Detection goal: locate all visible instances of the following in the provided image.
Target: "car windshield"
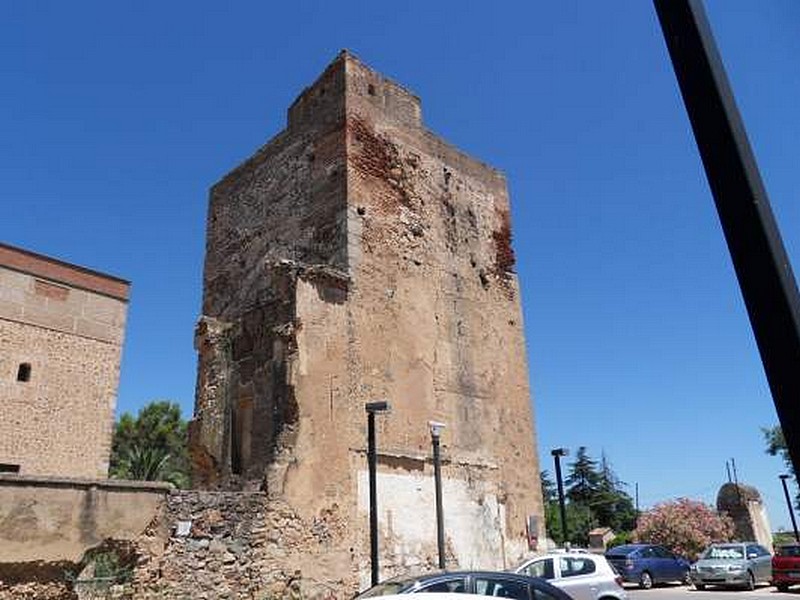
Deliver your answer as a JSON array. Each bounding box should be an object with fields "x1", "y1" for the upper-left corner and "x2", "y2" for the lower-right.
[
  {"x1": 703, "y1": 545, "x2": 744, "y2": 560},
  {"x1": 606, "y1": 545, "x2": 637, "y2": 557},
  {"x1": 777, "y1": 545, "x2": 800, "y2": 557}
]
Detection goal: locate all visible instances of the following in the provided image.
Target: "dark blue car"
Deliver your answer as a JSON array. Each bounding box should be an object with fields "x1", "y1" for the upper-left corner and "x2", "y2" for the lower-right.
[{"x1": 605, "y1": 544, "x2": 691, "y2": 589}]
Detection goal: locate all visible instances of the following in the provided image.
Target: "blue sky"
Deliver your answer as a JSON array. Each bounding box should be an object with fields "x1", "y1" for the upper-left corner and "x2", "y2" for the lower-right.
[{"x1": 2, "y1": 2, "x2": 798, "y2": 531}]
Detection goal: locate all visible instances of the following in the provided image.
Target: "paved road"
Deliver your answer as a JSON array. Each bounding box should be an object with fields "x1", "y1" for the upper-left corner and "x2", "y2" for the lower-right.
[{"x1": 626, "y1": 584, "x2": 799, "y2": 600}]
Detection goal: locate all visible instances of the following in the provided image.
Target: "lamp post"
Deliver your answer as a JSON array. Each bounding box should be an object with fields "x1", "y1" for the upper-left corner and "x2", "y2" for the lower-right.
[
  {"x1": 551, "y1": 448, "x2": 569, "y2": 545},
  {"x1": 366, "y1": 401, "x2": 390, "y2": 585},
  {"x1": 429, "y1": 421, "x2": 446, "y2": 569},
  {"x1": 779, "y1": 474, "x2": 800, "y2": 542}
]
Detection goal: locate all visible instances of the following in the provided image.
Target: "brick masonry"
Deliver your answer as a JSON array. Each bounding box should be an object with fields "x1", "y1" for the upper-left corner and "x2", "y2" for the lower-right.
[
  {"x1": 0, "y1": 243, "x2": 129, "y2": 478},
  {"x1": 190, "y1": 50, "x2": 544, "y2": 587}
]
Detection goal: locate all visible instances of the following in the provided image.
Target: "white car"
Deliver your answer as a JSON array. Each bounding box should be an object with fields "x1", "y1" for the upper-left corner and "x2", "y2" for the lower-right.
[{"x1": 514, "y1": 552, "x2": 627, "y2": 600}]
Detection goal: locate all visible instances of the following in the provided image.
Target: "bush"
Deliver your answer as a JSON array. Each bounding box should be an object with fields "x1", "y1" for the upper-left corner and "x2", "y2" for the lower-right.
[{"x1": 635, "y1": 498, "x2": 734, "y2": 560}]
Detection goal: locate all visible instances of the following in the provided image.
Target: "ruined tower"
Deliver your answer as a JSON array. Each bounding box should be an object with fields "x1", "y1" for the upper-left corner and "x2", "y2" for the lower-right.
[{"x1": 191, "y1": 51, "x2": 543, "y2": 580}]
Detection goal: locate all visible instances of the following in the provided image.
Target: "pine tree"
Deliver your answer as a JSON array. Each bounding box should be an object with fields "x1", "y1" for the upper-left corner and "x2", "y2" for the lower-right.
[{"x1": 565, "y1": 446, "x2": 600, "y2": 505}]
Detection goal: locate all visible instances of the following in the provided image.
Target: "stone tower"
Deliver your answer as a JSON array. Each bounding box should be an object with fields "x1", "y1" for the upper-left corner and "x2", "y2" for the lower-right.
[
  {"x1": 0, "y1": 242, "x2": 129, "y2": 478},
  {"x1": 717, "y1": 483, "x2": 774, "y2": 549},
  {"x1": 191, "y1": 51, "x2": 543, "y2": 580}
]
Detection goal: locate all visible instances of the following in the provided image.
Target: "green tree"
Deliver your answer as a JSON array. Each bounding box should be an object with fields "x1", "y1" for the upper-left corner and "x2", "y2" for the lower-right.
[
  {"x1": 593, "y1": 453, "x2": 637, "y2": 533},
  {"x1": 540, "y1": 469, "x2": 557, "y2": 504},
  {"x1": 763, "y1": 425, "x2": 798, "y2": 506},
  {"x1": 565, "y1": 446, "x2": 600, "y2": 505},
  {"x1": 110, "y1": 400, "x2": 190, "y2": 488},
  {"x1": 764, "y1": 425, "x2": 794, "y2": 474},
  {"x1": 541, "y1": 471, "x2": 594, "y2": 547},
  {"x1": 544, "y1": 447, "x2": 639, "y2": 546},
  {"x1": 541, "y1": 470, "x2": 567, "y2": 545}
]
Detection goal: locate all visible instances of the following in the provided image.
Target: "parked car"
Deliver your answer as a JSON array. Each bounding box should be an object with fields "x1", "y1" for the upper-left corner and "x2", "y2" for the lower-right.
[
  {"x1": 688, "y1": 542, "x2": 771, "y2": 590},
  {"x1": 773, "y1": 543, "x2": 800, "y2": 592},
  {"x1": 513, "y1": 551, "x2": 627, "y2": 600},
  {"x1": 354, "y1": 571, "x2": 573, "y2": 600},
  {"x1": 605, "y1": 544, "x2": 690, "y2": 589}
]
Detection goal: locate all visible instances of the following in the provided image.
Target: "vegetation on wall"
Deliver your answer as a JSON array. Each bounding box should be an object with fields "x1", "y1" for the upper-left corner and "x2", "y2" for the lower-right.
[{"x1": 109, "y1": 400, "x2": 190, "y2": 488}]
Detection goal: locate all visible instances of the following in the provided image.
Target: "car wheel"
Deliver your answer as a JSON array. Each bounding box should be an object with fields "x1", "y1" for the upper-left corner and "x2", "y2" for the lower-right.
[
  {"x1": 639, "y1": 571, "x2": 653, "y2": 590},
  {"x1": 745, "y1": 572, "x2": 755, "y2": 591},
  {"x1": 695, "y1": 584, "x2": 705, "y2": 591},
  {"x1": 777, "y1": 584, "x2": 789, "y2": 592}
]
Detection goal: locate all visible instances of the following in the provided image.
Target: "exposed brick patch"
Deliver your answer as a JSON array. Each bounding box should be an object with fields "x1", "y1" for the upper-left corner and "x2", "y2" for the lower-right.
[
  {"x1": 33, "y1": 279, "x2": 70, "y2": 301},
  {"x1": 347, "y1": 115, "x2": 413, "y2": 210},
  {"x1": 492, "y1": 209, "x2": 516, "y2": 277},
  {"x1": 0, "y1": 242, "x2": 129, "y2": 302}
]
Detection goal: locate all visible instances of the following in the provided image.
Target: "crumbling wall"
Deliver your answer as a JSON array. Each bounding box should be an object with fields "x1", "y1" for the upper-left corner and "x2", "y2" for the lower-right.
[
  {"x1": 0, "y1": 476, "x2": 169, "y2": 600},
  {"x1": 129, "y1": 490, "x2": 355, "y2": 600},
  {"x1": 717, "y1": 483, "x2": 773, "y2": 549},
  {"x1": 343, "y1": 54, "x2": 542, "y2": 570},
  {"x1": 191, "y1": 50, "x2": 544, "y2": 587},
  {"x1": 0, "y1": 484, "x2": 358, "y2": 600},
  {"x1": 191, "y1": 55, "x2": 349, "y2": 490}
]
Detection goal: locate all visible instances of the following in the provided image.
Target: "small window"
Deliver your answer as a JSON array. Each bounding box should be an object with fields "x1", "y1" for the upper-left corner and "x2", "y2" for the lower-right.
[
  {"x1": 525, "y1": 558, "x2": 554, "y2": 580},
  {"x1": 17, "y1": 363, "x2": 31, "y2": 382},
  {"x1": 560, "y1": 557, "x2": 595, "y2": 577},
  {"x1": 474, "y1": 578, "x2": 529, "y2": 600},
  {"x1": 652, "y1": 546, "x2": 670, "y2": 559},
  {"x1": 0, "y1": 463, "x2": 20, "y2": 473},
  {"x1": 420, "y1": 578, "x2": 467, "y2": 593}
]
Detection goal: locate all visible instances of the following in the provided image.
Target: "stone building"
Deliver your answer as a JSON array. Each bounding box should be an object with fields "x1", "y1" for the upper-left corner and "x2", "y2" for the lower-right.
[
  {"x1": 190, "y1": 51, "x2": 543, "y2": 583},
  {"x1": 0, "y1": 242, "x2": 129, "y2": 478},
  {"x1": 717, "y1": 482, "x2": 773, "y2": 549}
]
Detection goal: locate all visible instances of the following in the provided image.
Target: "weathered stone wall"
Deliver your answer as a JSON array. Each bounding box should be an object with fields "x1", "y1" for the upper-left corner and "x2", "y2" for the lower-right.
[
  {"x1": 0, "y1": 244, "x2": 129, "y2": 478},
  {"x1": 342, "y1": 55, "x2": 542, "y2": 575},
  {"x1": 132, "y1": 490, "x2": 353, "y2": 600},
  {"x1": 191, "y1": 50, "x2": 543, "y2": 588},
  {"x1": 0, "y1": 475, "x2": 169, "y2": 600},
  {"x1": 0, "y1": 476, "x2": 168, "y2": 565},
  {"x1": 717, "y1": 482, "x2": 773, "y2": 549}
]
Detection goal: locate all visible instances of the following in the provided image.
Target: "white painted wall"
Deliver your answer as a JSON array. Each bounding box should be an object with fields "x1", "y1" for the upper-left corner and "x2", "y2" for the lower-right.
[{"x1": 357, "y1": 469, "x2": 509, "y2": 575}]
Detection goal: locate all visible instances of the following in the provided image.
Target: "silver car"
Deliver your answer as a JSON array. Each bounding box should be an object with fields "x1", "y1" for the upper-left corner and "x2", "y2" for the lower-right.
[
  {"x1": 514, "y1": 552, "x2": 628, "y2": 600},
  {"x1": 689, "y1": 542, "x2": 772, "y2": 590}
]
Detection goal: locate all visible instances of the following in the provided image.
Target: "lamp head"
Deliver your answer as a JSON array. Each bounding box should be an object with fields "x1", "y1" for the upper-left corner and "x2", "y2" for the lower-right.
[
  {"x1": 365, "y1": 400, "x2": 390, "y2": 413},
  {"x1": 429, "y1": 421, "x2": 446, "y2": 439},
  {"x1": 550, "y1": 447, "x2": 569, "y2": 457}
]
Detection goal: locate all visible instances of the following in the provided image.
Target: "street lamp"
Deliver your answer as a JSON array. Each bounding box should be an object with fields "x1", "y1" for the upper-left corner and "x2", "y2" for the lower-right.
[
  {"x1": 551, "y1": 448, "x2": 569, "y2": 546},
  {"x1": 429, "y1": 421, "x2": 446, "y2": 569},
  {"x1": 779, "y1": 474, "x2": 799, "y2": 542},
  {"x1": 366, "y1": 401, "x2": 390, "y2": 585}
]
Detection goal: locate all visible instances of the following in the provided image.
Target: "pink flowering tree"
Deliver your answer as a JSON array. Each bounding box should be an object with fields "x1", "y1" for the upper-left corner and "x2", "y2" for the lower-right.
[{"x1": 635, "y1": 498, "x2": 734, "y2": 560}]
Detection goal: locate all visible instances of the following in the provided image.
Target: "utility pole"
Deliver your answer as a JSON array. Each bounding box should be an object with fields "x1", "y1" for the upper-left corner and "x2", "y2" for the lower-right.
[
  {"x1": 551, "y1": 448, "x2": 569, "y2": 545},
  {"x1": 365, "y1": 401, "x2": 390, "y2": 586},
  {"x1": 429, "y1": 421, "x2": 447, "y2": 569}
]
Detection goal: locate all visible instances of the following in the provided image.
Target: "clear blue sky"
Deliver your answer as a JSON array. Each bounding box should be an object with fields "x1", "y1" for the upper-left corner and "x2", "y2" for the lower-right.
[{"x1": 3, "y1": 2, "x2": 798, "y2": 531}]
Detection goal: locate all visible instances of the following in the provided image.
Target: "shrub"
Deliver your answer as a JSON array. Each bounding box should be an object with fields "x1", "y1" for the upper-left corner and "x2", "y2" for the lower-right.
[{"x1": 635, "y1": 497, "x2": 734, "y2": 560}]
